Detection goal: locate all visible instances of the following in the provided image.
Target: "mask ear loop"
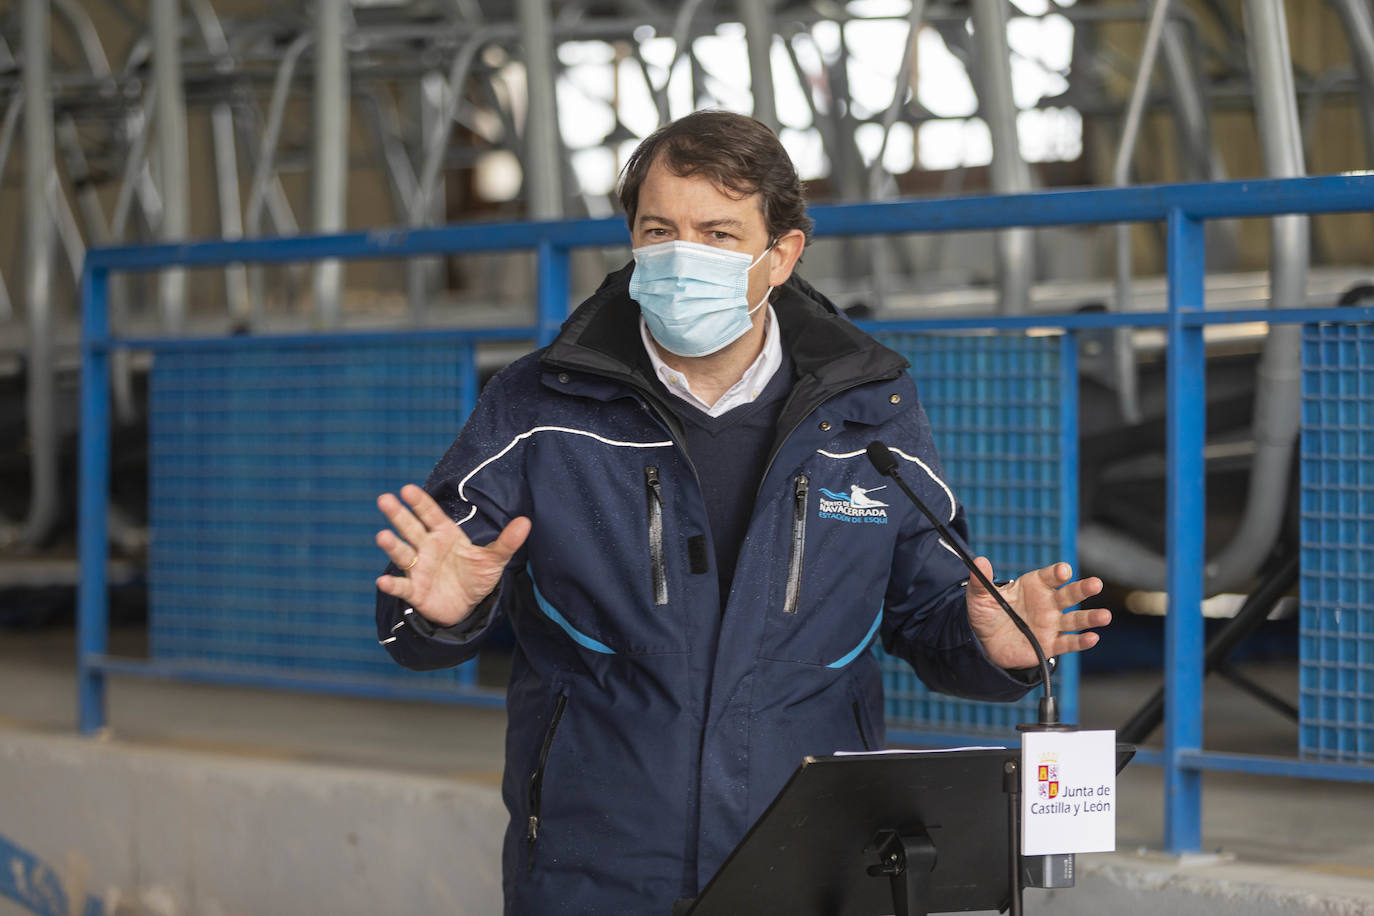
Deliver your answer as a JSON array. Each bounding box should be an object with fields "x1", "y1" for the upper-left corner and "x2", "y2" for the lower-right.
[
  {"x1": 748, "y1": 288, "x2": 772, "y2": 315},
  {"x1": 747, "y1": 238, "x2": 778, "y2": 314}
]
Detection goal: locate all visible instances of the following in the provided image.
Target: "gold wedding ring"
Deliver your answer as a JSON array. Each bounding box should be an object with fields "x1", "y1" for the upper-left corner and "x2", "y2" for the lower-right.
[{"x1": 402, "y1": 555, "x2": 419, "y2": 572}]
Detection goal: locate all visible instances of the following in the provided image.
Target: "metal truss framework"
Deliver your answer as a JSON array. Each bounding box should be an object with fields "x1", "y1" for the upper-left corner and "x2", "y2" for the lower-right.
[
  {"x1": 3, "y1": 1, "x2": 1373, "y2": 319},
  {"x1": 2, "y1": 1, "x2": 1373, "y2": 607}
]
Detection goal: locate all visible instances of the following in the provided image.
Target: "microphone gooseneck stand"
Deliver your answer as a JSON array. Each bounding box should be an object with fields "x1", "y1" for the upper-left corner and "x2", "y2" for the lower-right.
[{"x1": 866, "y1": 441, "x2": 1079, "y2": 916}]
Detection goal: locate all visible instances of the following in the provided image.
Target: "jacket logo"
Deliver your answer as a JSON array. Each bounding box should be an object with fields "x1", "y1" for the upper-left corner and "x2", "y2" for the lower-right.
[{"x1": 817, "y1": 484, "x2": 890, "y2": 524}]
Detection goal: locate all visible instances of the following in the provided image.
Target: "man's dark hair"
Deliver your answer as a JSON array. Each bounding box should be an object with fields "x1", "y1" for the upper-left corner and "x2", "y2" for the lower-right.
[{"x1": 617, "y1": 110, "x2": 814, "y2": 245}]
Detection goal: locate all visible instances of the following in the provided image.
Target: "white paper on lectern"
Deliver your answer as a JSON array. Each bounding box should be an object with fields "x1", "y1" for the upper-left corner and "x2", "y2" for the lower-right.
[
  {"x1": 1020, "y1": 730, "x2": 1117, "y2": 855},
  {"x1": 832, "y1": 746, "x2": 1005, "y2": 756}
]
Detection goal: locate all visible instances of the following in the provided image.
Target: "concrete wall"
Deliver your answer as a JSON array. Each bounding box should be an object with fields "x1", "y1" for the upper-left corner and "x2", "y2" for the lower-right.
[
  {"x1": 0, "y1": 730, "x2": 505, "y2": 916},
  {"x1": 1030, "y1": 853, "x2": 1374, "y2": 916},
  {"x1": 4, "y1": 728, "x2": 1372, "y2": 916}
]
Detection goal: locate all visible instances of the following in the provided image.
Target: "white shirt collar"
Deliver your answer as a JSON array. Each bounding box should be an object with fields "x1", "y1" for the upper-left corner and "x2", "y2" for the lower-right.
[{"x1": 640, "y1": 305, "x2": 783, "y2": 418}]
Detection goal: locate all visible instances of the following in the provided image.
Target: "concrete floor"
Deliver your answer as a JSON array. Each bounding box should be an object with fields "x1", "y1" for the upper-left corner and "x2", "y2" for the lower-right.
[{"x1": 2, "y1": 623, "x2": 1373, "y2": 911}]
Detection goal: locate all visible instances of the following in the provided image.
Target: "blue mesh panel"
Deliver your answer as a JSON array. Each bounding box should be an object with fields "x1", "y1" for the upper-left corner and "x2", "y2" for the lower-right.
[
  {"x1": 148, "y1": 341, "x2": 479, "y2": 688},
  {"x1": 874, "y1": 333, "x2": 1068, "y2": 737},
  {"x1": 1300, "y1": 323, "x2": 1374, "y2": 764}
]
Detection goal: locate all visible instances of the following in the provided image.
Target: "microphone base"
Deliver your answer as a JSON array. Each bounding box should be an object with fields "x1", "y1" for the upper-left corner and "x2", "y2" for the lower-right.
[
  {"x1": 1022, "y1": 853, "x2": 1076, "y2": 889},
  {"x1": 1016, "y1": 696, "x2": 1076, "y2": 732}
]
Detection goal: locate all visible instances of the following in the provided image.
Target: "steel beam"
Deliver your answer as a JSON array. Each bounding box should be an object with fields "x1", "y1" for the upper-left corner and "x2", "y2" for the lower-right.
[
  {"x1": 152, "y1": 0, "x2": 189, "y2": 331},
  {"x1": 0, "y1": 95, "x2": 21, "y2": 320},
  {"x1": 407, "y1": 72, "x2": 448, "y2": 318},
  {"x1": 1110, "y1": 0, "x2": 1172, "y2": 425},
  {"x1": 21, "y1": 0, "x2": 59, "y2": 548},
  {"x1": 51, "y1": 0, "x2": 112, "y2": 79},
  {"x1": 1196, "y1": 0, "x2": 1308, "y2": 590},
  {"x1": 408, "y1": 26, "x2": 516, "y2": 316},
  {"x1": 969, "y1": 0, "x2": 1034, "y2": 315},
  {"x1": 1326, "y1": 0, "x2": 1374, "y2": 166},
  {"x1": 517, "y1": 0, "x2": 564, "y2": 220},
  {"x1": 865, "y1": 0, "x2": 928, "y2": 311},
  {"x1": 312, "y1": 0, "x2": 350, "y2": 327},
  {"x1": 360, "y1": 89, "x2": 419, "y2": 225},
  {"x1": 246, "y1": 32, "x2": 312, "y2": 238},
  {"x1": 188, "y1": 0, "x2": 251, "y2": 324},
  {"x1": 1161, "y1": 19, "x2": 1212, "y2": 182},
  {"x1": 740, "y1": 0, "x2": 777, "y2": 128},
  {"x1": 1077, "y1": 1, "x2": 1312, "y2": 597},
  {"x1": 868, "y1": 0, "x2": 927, "y2": 199},
  {"x1": 1162, "y1": 17, "x2": 1240, "y2": 269}
]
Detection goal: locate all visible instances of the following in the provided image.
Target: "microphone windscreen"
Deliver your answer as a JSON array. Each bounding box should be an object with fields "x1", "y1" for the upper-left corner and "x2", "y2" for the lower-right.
[{"x1": 866, "y1": 441, "x2": 900, "y2": 477}]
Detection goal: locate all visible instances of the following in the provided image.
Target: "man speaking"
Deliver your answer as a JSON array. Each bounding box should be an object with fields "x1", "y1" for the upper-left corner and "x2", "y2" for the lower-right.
[{"x1": 374, "y1": 110, "x2": 1111, "y2": 914}]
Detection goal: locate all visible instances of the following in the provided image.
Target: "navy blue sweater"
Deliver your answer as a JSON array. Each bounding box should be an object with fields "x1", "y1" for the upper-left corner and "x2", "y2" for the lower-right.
[{"x1": 663, "y1": 350, "x2": 795, "y2": 603}]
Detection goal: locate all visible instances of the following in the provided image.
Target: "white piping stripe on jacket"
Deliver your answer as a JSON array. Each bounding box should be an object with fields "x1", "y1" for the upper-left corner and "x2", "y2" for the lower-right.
[
  {"x1": 378, "y1": 611, "x2": 412, "y2": 644},
  {"x1": 817, "y1": 447, "x2": 957, "y2": 521},
  {"x1": 379, "y1": 613, "x2": 413, "y2": 645},
  {"x1": 817, "y1": 446, "x2": 960, "y2": 557},
  {"x1": 452, "y1": 426, "x2": 675, "y2": 525}
]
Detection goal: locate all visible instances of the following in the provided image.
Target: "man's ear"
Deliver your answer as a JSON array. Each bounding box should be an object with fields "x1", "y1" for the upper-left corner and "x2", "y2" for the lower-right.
[{"x1": 765, "y1": 228, "x2": 808, "y2": 287}]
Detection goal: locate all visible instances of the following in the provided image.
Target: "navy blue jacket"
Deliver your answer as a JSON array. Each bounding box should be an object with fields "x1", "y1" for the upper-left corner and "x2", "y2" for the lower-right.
[{"x1": 377, "y1": 266, "x2": 1035, "y2": 914}]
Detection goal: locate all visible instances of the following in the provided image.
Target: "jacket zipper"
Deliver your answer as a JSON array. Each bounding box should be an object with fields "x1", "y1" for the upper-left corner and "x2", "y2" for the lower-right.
[
  {"x1": 783, "y1": 475, "x2": 809, "y2": 615},
  {"x1": 526, "y1": 692, "x2": 568, "y2": 869},
  {"x1": 852, "y1": 701, "x2": 874, "y2": 752},
  {"x1": 645, "y1": 466, "x2": 668, "y2": 606}
]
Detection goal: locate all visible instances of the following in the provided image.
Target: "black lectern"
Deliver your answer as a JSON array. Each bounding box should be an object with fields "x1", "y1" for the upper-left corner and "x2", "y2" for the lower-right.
[
  {"x1": 685, "y1": 744, "x2": 1133, "y2": 916},
  {"x1": 685, "y1": 749, "x2": 1018, "y2": 916}
]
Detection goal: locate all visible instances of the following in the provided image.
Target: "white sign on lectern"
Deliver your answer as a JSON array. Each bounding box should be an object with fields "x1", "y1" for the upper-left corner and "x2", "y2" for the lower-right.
[{"x1": 1020, "y1": 729, "x2": 1117, "y2": 856}]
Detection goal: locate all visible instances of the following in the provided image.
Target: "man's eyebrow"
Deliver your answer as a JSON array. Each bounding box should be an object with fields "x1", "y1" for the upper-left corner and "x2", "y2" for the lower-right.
[{"x1": 635, "y1": 214, "x2": 747, "y2": 232}]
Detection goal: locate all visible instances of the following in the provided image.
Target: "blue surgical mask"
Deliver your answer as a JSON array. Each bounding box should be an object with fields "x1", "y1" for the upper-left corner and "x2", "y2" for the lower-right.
[{"x1": 628, "y1": 240, "x2": 773, "y2": 358}]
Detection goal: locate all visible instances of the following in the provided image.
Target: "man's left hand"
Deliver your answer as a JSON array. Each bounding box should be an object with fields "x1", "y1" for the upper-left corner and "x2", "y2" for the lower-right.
[{"x1": 966, "y1": 558, "x2": 1111, "y2": 671}]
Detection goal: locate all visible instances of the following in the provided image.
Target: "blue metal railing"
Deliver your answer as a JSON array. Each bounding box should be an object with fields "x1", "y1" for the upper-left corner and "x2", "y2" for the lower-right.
[
  {"x1": 881, "y1": 332, "x2": 1080, "y2": 742},
  {"x1": 80, "y1": 174, "x2": 1374, "y2": 856}
]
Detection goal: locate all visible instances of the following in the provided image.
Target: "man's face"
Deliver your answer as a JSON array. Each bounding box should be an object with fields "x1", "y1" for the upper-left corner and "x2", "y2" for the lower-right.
[{"x1": 631, "y1": 158, "x2": 782, "y2": 315}]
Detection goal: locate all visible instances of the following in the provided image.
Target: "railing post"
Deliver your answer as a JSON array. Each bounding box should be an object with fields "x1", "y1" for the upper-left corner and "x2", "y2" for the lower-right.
[
  {"x1": 536, "y1": 239, "x2": 570, "y2": 347},
  {"x1": 1164, "y1": 206, "x2": 1206, "y2": 853},
  {"x1": 78, "y1": 264, "x2": 112, "y2": 735}
]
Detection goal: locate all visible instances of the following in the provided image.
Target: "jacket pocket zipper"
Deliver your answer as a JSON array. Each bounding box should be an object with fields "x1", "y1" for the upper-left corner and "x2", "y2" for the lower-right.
[
  {"x1": 783, "y1": 475, "x2": 809, "y2": 615},
  {"x1": 852, "y1": 701, "x2": 874, "y2": 752},
  {"x1": 526, "y1": 692, "x2": 568, "y2": 870},
  {"x1": 645, "y1": 466, "x2": 668, "y2": 606}
]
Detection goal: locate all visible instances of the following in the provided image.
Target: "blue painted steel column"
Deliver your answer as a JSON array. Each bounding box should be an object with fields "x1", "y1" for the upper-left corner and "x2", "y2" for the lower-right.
[
  {"x1": 1058, "y1": 332, "x2": 1081, "y2": 725},
  {"x1": 536, "y1": 240, "x2": 570, "y2": 347},
  {"x1": 1163, "y1": 207, "x2": 1206, "y2": 852},
  {"x1": 77, "y1": 265, "x2": 111, "y2": 735}
]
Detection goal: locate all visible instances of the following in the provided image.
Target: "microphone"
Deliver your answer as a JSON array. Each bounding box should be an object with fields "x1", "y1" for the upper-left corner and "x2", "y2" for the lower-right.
[{"x1": 865, "y1": 440, "x2": 1060, "y2": 728}]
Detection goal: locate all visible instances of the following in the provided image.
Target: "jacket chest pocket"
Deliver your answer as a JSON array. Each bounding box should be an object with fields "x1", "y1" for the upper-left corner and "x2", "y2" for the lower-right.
[
  {"x1": 522, "y1": 462, "x2": 690, "y2": 655},
  {"x1": 645, "y1": 466, "x2": 668, "y2": 606},
  {"x1": 758, "y1": 485, "x2": 893, "y2": 667},
  {"x1": 783, "y1": 475, "x2": 809, "y2": 615}
]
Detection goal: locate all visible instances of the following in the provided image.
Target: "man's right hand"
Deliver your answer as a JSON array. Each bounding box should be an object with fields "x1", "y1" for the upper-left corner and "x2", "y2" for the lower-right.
[{"x1": 375, "y1": 483, "x2": 531, "y2": 627}]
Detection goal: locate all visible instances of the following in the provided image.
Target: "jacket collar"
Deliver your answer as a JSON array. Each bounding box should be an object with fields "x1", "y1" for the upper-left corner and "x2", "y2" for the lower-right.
[{"x1": 540, "y1": 263, "x2": 911, "y2": 407}]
